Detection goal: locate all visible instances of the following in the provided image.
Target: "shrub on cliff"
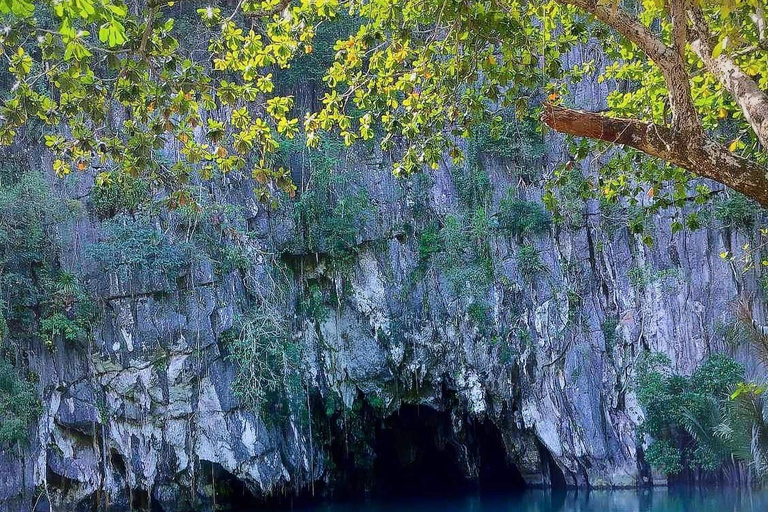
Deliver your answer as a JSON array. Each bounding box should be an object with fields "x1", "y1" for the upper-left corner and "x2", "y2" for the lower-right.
[
  {"x1": 0, "y1": 357, "x2": 41, "y2": 446},
  {"x1": 635, "y1": 352, "x2": 745, "y2": 476},
  {"x1": 496, "y1": 195, "x2": 551, "y2": 239}
]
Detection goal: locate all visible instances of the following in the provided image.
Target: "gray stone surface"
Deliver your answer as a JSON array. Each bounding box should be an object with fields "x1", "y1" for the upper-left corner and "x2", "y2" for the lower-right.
[{"x1": 0, "y1": 52, "x2": 765, "y2": 512}]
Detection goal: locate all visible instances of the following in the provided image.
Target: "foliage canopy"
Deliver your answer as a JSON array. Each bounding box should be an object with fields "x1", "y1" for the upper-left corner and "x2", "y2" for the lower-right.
[{"x1": 0, "y1": 0, "x2": 766, "y2": 211}]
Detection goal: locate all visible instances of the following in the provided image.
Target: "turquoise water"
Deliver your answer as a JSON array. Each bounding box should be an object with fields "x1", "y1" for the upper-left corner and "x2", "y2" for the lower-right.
[{"x1": 270, "y1": 488, "x2": 768, "y2": 512}]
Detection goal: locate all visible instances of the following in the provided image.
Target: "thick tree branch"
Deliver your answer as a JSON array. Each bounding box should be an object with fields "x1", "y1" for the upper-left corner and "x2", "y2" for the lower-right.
[
  {"x1": 541, "y1": 104, "x2": 768, "y2": 206},
  {"x1": 556, "y1": 0, "x2": 670, "y2": 62},
  {"x1": 670, "y1": 0, "x2": 688, "y2": 64},
  {"x1": 555, "y1": 0, "x2": 701, "y2": 134},
  {"x1": 689, "y1": 6, "x2": 768, "y2": 150}
]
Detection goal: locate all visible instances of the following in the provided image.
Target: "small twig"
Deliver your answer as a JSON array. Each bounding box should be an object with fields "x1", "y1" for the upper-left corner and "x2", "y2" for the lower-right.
[{"x1": 139, "y1": 7, "x2": 157, "y2": 57}]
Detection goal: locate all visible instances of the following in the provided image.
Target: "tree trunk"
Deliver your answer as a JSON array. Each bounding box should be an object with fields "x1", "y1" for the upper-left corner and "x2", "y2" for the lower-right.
[
  {"x1": 541, "y1": 104, "x2": 768, "y2": 206},
  {"x1": 689, "y1": 8, "x2": 768, "y2": 150}
]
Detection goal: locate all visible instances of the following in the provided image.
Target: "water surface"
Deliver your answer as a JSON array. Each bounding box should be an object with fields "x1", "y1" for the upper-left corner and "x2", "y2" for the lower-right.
[{"x1": 266, "y1": 488, "x2": 768, "y2": 512}]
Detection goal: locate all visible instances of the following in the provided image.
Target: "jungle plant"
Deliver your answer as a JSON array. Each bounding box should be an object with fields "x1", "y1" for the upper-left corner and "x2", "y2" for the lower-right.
[
  {"x1": 0, "y1": 167, "x2": 76, "y2": 335},
  {"x1": 601, "y1": 315, "x2": 619, "y2": 354},
  {"x1": 224, "y1": 308, "x2": 304, "y2": 422},
  {"x1": 634, "y1": 351, "x2": 745, "y2": 476},
  {"x1": 715, "y1": 382, "x2": 768, "y2": 478},
  {"x1": 87, "y1": 215, "x2": 193, "y2": 278},
  {"x1": 417, "y1": 222, "x2": 442, "y2": 262},
  {"x1": 290, "y1": 137, "x2": 375, "y2": 262},
  {"x1": 37, "y1": 271, "x2": 98, "y2": 349},
  {"x1": 91, "y1": 173, "x2": 150, "y2": 219},
  {"x1": 517, "y1": 244, "x2": 546, "y2": 282},
  {"x1": 0, "y1": 357, "x2": 41, "y2": 446},
  {"x1": 543, "y1": 167, "x2": 589, "y2": 229},
  {"x1": 438, "y1": 214, "x2": 494, "y2": 297},
  {"x1": 627, "y1": 265, "x2": 681, "y2": 290},
  {"x1": 496, "y1": 194, "x2": 551, "y2": 239},
  {"x1": 712, "y1": 193, "x2": 759, "y2": 230}
]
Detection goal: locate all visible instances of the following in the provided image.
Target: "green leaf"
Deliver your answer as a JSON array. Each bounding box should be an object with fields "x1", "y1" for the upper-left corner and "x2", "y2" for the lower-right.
[
  {"x1": 712, "y1": 40, "x2": 723, "y2": 58},
  {"x1": 0, "y1": 0, "x2": 33, "y2": 16}
]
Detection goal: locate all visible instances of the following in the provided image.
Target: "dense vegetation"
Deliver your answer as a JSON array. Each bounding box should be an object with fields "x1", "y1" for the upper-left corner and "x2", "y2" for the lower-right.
[
  {"x1": 0, "y1": 165, "x2": 76, "y2": 445},
  {"x1": 0, "y1": 0, "x2": 767, "y2": 496},
  {"x1": 0, "y1": 0, "x2": 766, "y2": 217},
  {"x1": 0, "y1": 357, "x2": 41, "y2": 445},
  {"x1": 635, "y1": 351, "x2": 768, "y2": 479}
]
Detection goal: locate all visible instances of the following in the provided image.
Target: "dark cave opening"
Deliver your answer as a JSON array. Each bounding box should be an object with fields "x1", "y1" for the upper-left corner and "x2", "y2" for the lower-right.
[
  {"x1": 372, "y1": 405, "x2": 467, "y2": 496},
  {"x1": 202, "y1": 400, "x2": 530, "y2": 510},
  {"x1": 369, "y1": 405, "x2": 527, "y2": 498},
  {"x1": 537, "y1": 441, "x2": 567, "y2": 489},
  {"x1": 474, "y1": 419, "x2": 527, "y2": 492},
  {"x1": 198, "y1": 461, "x2": 263, "y2": 512}
]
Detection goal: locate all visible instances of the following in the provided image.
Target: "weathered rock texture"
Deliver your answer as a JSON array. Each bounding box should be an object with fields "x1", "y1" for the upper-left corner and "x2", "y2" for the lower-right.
[{"x1": 1, "y1": 46, "x2": 766, "y2": 512}]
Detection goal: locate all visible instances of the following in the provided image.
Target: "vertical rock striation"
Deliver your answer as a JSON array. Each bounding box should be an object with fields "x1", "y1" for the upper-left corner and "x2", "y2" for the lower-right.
[{"x1": 0, "y1": 45, "x2": 765, "y2": 512}]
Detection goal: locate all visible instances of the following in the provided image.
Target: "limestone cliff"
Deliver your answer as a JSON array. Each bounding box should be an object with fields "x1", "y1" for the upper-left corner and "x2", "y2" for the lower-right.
[{"x1": 0, "y1": 45, "x2": 766, "y2": 512}]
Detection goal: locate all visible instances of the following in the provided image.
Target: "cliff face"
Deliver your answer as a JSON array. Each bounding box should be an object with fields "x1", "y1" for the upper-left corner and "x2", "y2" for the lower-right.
[{"x1": 0, "y1": 50, "x2": 766, "y2": 512}]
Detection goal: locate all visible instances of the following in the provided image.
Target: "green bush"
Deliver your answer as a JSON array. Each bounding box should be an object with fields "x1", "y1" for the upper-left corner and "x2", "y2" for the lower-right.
[
  {"x1": 634, "y1": 351, "x2": 744, "y2": 476},
  {"x1": 601, "y1": 315, "x2": 619, "y2": 353},
  {"x1": 627, "y1": 265, "x2": 680, "y2": 289},
  {"x1": 517, "y1": 244, "x2": 546, "y2": 282},
  {"x1": 290, "y1": 137, "x2": 376, "y2": 262},
  {"x1": 690, "y1": 354, "x2": 745, "y2": 397},
  {"x1": 224, "y1": 309, "x2": 304, "y2": 423},
  {"x1": 543, "y1": 168, "x2": 588, "y2": 228},
  {"x1": 0, "y1": 358, "x2": 41, "y2": 446},
  {"x1": 452, "y1": 164, "x2": 492, "y2": 208},
  {"x1": 467, "y1": 302, "x2": 489, "y2": 325},
  {"x1": 39, "y1": 313, "x2": 86, "y2": 344},
  {"x1": 91, "y1": 175, "x2": 149, "y2": 219},
  {"x1": 712, "y1": 193, "x2": 758, "y2": 230},
  {"x1": 644, "y1": 439, "x2": 683, "y2": 475},
  {"x1": 496, "y1": 194, "x2": 551, "y2": 238},
  {"x1": 171, "y1": 199, "x2": 253, "y2": 275},
  {"x1": 300, "y1": 283, "x2": 329, "y2": 322},
  {"x1": 88, "y1": 215, "x2": 193, "y2": 277},
  {"x1": 438, "y1": 215, "x2": 494, "y2": 295},
  {"x1": 36, "y1": 272, "x2": 98, "y2": 349},
  {"x1": 418, "y1": 222, "x2": 442, "y2": 261},
  {"x1": 440, "y1": 215, "x2": 469, "y2": 260},
  {"x1": 0, "y1": 169, "x2": 77, "y2": 334}
]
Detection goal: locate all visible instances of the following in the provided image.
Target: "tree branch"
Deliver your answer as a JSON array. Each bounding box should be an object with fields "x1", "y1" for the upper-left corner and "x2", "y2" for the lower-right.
[
  {"x1": 243, "y1": 0, "x2": 293, "y2": 17},
  {"x1": 541, "y1": 104, "x2": 768, "y2": 206},
  {"x1": 688, "y1": 6, "x2": 768, "y2": 150},
  {"x1": 555, "y1": 0, "x2": 701, "y2": 134},
  {"x1": 139, "y1": 7, "x2": 156, "y2": 57},
  {"x1": 556, "y1": 0, "x2": 670, "y2": 62}
]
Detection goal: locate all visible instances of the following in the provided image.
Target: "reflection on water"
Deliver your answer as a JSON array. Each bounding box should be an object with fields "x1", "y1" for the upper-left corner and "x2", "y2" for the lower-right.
[{"x1": 266, "y1": 488, "x2": 768, "y2": 512}]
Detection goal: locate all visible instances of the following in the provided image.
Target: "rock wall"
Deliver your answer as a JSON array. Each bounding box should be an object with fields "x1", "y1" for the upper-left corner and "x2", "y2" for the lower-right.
[{"x1": 1, "y1": 44, "x2": 766, "y2": 512}]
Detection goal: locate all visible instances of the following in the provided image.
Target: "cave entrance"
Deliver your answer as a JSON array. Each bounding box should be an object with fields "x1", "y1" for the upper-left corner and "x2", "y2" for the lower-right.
[
  {"x1": 372, "y1": 405, "x2": 466, "y2": 496},
  {"x1": 370, "y1": 405, "x2": 526, "y2": 497},
  {"x1": 197, "y1": 461, "x2": 267, "y2": 512},
  {"x1": 474, "y1": 419, "x2": 527, "y2": 492}
]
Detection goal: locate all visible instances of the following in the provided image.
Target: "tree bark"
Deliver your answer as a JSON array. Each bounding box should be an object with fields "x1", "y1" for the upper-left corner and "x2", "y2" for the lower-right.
[
  {"x1": 556, "y1": 0, "x2": 701, "y2": 134},
  {"x1": 689, "y1": 7, "x2": 768, "y2": 150},
  {"x1": 541, "y1": 104, "x2": 768, "y2": 206}
]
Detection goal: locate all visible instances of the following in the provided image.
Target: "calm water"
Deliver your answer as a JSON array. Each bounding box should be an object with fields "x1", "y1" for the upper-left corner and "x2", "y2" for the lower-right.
[{"x1": 265, "y1": 488, "x2": 768, "y2": 512}]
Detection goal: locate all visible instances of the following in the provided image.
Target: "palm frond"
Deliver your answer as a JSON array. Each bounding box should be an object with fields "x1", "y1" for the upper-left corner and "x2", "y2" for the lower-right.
[{"x1": 735, "y1": 297, "x2": 768, "y2": 366}]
